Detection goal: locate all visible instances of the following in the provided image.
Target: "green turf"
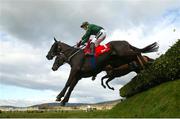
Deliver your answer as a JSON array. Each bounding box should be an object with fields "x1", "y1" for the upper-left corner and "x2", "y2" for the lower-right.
[
  {"x1": 0, "y1": 79, "x2": 179, "y2": 118},
  {"x1": 109, "y1": 79, "x2": 180, "y2": 118}
]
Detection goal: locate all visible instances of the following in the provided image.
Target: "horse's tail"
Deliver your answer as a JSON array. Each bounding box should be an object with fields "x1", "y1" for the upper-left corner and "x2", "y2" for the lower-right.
[{"x1": 130, "y1": 42, "x2": 159, "y2": 53}]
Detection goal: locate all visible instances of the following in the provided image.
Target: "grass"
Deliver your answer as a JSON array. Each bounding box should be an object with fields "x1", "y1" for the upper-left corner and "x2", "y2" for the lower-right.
[
  {"x1": 0, "y1": 110, "x2": 109, "y2": 118},
  {"x1": 0, "y1": 79, "x2": 179, "y2": 118},
  {"x1": 109, "y1": 79, "x2": 180, "y2": 118}
]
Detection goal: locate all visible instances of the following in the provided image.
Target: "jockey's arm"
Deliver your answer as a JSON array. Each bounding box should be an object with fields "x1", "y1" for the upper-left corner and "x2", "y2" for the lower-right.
[{"x1": 81, "y1": 29, "x2": 91, "y2": 45}]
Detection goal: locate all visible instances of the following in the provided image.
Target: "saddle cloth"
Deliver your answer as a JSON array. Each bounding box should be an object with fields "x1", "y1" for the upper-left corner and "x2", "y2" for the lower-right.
[{"x1": 84, "y1": 43, "x2": 111, "y2": 57}]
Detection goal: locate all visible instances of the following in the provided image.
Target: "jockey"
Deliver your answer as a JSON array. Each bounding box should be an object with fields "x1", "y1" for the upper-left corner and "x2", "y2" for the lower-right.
[{"x1": 77, "y1": 21, "x2": 106, "y2": 56}]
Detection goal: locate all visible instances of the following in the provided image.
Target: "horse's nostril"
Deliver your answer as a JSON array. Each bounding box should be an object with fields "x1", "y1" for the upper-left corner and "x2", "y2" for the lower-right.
[
  {"x1": 46, "y1": 55, "x2": 53, "y2": 60},
  {"x1": 52, "y1": 67, "x2": 57, "y2": 71},
  {"x1": 52, "y1": 67, "x2": 55, "y2": 71}
]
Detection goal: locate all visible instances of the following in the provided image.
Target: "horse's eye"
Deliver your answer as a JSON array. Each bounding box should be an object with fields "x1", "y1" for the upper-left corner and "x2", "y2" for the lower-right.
[{"x1": 58, "y1": 46, "x2": 61, "y2": 49}]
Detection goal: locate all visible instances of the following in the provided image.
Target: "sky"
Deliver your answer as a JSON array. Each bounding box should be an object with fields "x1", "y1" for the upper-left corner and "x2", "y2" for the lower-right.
[{"x1": 0, "y1": 0, "x2": 180, "y2": 107}]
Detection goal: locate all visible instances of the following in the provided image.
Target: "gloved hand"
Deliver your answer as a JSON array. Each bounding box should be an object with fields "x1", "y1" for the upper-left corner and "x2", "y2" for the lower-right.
[{"x1": 77, "y1": 40, "x2": 82, "y2": 47}]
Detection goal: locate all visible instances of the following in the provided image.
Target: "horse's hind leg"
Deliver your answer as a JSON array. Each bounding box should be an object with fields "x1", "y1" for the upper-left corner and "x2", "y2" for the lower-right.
[
  {"x1": 111, "y1": 42, "x2": 146, "y2": 69},
  {"x1": 106, "y1": 77, "x2": 115, "y2": 90},
  {"x1": 101, "y1": 75, "x2": 108, "y2": 88},
  {"x1": 136, "y1": 55, "x2": 145, "y2": 69},
  {"x1": 124, "y1": 50, "x2": 146, "y2": 69}
]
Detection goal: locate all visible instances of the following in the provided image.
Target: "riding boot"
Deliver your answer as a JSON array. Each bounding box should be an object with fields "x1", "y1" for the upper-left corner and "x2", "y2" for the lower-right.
[
  {"x1": 86, "y1": 43, "x2": 95, "y2": 56},
  {"x1": 91, "y1": 43, "x2": 95, "y2": 56}
]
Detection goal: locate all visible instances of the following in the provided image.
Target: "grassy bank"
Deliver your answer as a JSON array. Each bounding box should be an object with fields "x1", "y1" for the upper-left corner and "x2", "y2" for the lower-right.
[{"x1": 109, "y1": 79, "x2": 180, "y2": 118}]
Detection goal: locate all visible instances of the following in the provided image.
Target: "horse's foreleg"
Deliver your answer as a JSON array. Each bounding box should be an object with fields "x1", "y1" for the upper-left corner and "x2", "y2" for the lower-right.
[
  {"x1": 56, "y1": 85, "x2": 69, "y2": 101},
  {"x1": 106, "y1": 77, "x2": 115, "y2": 90},
  {"x1": 61, "y1": 78, "x2": 79, "y2": 106},
  {"x1": 56, "y1": 69, "x2": 77, "y2": 101}
]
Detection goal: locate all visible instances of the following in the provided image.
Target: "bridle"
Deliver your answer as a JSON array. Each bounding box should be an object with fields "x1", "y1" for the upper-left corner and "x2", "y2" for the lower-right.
[{"x1": 56, "y1": 43, "x2": 85, "y2": 62}]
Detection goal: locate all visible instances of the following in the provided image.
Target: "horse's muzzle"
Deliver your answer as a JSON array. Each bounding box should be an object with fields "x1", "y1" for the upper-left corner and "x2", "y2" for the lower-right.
[
  {"x1": 52, "y1": 66, "x2": 58, "y2": 71},
  {"x1": 46, "y1": 55, "x2": 53, "y2": 60}
]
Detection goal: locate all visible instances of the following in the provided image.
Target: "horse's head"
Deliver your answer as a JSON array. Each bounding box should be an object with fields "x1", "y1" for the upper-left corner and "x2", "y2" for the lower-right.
[
  {"x1": 52, "y1": 53, "x2": 66, "y2": 71},
  {"x1": 46, "y1": 37, "x2": 62, "y2": 60}
]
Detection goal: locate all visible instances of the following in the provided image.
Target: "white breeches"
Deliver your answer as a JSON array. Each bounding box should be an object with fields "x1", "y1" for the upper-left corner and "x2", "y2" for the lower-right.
[{"x1": 92, "y1": 29, "x2": 106, "y2": 47}]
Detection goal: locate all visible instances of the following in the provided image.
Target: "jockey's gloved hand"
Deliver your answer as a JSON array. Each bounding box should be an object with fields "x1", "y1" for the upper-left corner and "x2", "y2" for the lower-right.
[{"x1": 77, "y1": 40, "x2": 82, "y2": 47}]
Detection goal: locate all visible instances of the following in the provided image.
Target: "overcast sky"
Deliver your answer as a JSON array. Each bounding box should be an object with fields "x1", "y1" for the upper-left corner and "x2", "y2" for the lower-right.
[{"x1": 0, "y1": 0, "x2": 180, "y2": 107}]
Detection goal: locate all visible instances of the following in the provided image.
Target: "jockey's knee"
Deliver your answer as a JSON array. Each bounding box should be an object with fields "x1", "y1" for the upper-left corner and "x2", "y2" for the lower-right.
[{"x1": 90, "y1": 42, "x2": 95, "y2": 47}]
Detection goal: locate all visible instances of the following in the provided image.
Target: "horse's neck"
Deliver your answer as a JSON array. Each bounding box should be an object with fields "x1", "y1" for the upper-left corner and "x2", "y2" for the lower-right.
[
  {"x1": 61, "y1": 42, "x2": 79, "y2": 58},
  {"x1": 61, "y1": 43, "x2": 72, "y2": 50}
]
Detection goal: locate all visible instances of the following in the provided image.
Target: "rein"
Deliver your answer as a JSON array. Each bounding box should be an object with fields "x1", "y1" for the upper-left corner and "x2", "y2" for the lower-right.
[
  {"x1": 67, "y1": 48, "x2": 83, "y2": 62},
  {"x1": 58, "y1": 44, "x2": 85, "y2": 62}
]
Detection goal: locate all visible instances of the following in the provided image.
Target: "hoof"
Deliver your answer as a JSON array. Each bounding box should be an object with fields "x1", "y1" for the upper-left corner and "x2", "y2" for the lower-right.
[
  {"x1": 92, "y1": 77, "x2": 95, "y2": 81},
  {"x1": 56, "y1": 98, "x2": 61, "y2": 102}
]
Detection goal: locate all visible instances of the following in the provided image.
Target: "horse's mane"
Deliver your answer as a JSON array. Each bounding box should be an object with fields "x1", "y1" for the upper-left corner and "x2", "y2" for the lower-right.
[{"x1": 60, "y1": 41, "x2": 81, "y2": 51}]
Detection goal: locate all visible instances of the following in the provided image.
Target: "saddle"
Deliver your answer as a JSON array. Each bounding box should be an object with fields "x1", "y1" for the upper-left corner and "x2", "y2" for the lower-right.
[{"x1": 83, "y1": 40, "x2": 111, "y2": 57}]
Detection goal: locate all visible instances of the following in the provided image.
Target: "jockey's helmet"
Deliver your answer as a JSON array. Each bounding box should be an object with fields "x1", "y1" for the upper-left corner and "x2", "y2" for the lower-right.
[{"x1": 80, "y1": 21, "x2": 89, "y2": 28}]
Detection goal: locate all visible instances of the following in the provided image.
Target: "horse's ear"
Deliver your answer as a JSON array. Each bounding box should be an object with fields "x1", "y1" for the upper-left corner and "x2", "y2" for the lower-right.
[{"x1": 54, "y1": 37, "x2": 58, "y2": 42}]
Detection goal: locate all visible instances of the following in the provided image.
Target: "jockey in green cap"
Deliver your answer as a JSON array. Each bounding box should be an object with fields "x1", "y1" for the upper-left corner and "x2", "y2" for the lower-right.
[{"x1": 77, "y1": 21, "x2": 106, "y2": 56}]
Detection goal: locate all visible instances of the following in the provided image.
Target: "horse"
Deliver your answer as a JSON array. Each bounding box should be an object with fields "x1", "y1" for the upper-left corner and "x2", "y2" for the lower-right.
[
  {"x1": 52, "y1": 54, "x2": 154, "y2": 90},
  {"x1": 99, "y1": 56, "x2": 154, "y2": 90},
  {"x1": 46, "y1": 37, "x2": 158, "y2": 105}
]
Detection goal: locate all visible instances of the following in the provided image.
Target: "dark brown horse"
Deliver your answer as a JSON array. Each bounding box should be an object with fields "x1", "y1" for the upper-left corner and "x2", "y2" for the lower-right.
[
  {"x1": 99, "y1": 56, "x2": 154, "y2": 90},
  {"x1": 46, "y1": 37, "x2": 158, "y2": 105},
  {"x1": 52, "y1": 54, "x2": 154, "y2": 90}
]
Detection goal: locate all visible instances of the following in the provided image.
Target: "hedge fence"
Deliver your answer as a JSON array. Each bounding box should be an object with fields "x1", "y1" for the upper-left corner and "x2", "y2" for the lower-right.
[{"x1": 120, "y1": 39, "x2": 180, "y2": 97}]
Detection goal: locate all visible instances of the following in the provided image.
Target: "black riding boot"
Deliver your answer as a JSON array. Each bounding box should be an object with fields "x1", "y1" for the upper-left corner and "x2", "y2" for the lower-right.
[
  {"x1": 90, "y1": 43, "x2": 95, "y2": 56},
  {"x1": 86, "y1": 43, "x2": 95, "y2": 56}
]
